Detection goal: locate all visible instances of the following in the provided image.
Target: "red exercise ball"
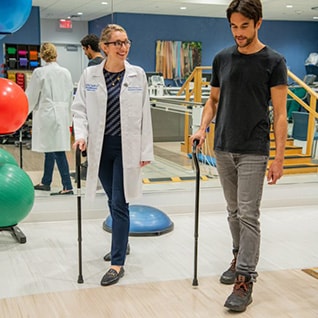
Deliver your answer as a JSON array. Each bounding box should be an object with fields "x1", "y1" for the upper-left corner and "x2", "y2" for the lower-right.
[{"x1": 0, "y1": 78, "x2": 28, "y2": 135}]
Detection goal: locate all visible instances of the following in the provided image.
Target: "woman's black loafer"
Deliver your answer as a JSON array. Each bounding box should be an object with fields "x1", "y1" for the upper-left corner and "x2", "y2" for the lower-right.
[{"x1": 100, "y1": 267, "x2": 125, "y2": 286}]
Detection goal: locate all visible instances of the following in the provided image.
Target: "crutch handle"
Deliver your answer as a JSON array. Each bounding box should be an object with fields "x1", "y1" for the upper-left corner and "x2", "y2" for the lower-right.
[
  {"x1": 76, "y1": 147, "x2": 87, "y2": 165},
  {"x1": 192, "y1": 139, "x2": 200, "y2": 174},
  {"x1": 192, "y1": 139, "x2": 200, "y2": 153},
  {"x1": 76, "y1": 146, "x2": 81, "y2": 168}
]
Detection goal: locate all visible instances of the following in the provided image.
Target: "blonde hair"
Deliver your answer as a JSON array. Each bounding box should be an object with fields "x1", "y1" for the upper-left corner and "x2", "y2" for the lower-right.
[
  {"x1": 40, "y1": 42, "x2": 57, "y2": 62},
  {"x1": 100, "y1": 24, "x2": 127, "y2": 44}
]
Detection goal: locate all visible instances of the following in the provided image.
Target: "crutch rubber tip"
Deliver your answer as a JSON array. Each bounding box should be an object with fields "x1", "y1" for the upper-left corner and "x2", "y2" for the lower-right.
[{"x1": 77, "y1": 276, "x2": 84, "y2": 284}]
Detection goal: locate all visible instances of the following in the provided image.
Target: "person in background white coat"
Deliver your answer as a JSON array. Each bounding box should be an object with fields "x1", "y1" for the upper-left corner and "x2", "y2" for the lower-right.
[
  {"x1": 26, "y1": 42, "x2": 74, "y2": 195},
  {"x1": 72, "y1": 24, "x2": 154, "y2": 286}
]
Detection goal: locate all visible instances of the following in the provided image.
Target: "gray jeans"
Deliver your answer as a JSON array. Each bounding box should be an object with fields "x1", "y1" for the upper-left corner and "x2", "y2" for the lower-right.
[{"x1": 215, "y1": 150, "x2": 268, "y2": 280}]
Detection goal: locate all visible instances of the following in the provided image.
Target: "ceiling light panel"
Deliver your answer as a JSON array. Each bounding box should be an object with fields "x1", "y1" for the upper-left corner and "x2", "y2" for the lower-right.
[{"x1": 181, "y1": 0, "x2": 228, "y2": 4}]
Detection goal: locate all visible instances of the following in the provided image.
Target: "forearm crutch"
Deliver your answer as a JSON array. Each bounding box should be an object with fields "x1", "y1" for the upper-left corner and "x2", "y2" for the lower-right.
[
  {"x1": 76, "y1": 146, "x2": 86, "y2": 284},
  {"x1": 192, "y1": 139, "x2": 200, "y2": 287}
]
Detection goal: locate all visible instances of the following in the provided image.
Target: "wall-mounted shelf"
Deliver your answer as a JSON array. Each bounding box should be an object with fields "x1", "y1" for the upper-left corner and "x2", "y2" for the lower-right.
[
  {"x1": 5, "y1": 44, "x2": 41, "y2": 71},
  {"x1": 4, "y1": 43, "x2": 41, "y2": 90}
]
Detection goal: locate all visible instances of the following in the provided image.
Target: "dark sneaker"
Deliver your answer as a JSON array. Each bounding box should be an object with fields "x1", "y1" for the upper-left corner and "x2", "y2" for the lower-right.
[
  {"x1": 220, "y1": 255, "x2": 237, "y2": 284},
  {"x1": 34, "y1": 184, "x2": 51, "y2": 191},
  {"x1": 224, "y1": 274, "x2": 253, "y2": 312}
]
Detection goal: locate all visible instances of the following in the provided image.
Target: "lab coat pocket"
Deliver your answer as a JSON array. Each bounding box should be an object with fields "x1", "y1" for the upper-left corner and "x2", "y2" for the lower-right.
[{"x1": 125, "y1": 134, "x2": 141, "y2": 168}]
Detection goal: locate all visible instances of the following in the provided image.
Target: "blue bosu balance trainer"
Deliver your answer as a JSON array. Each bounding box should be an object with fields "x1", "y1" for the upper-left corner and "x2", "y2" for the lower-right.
[{"x1": 103, "y1": 204, "x2": 174, "y2": 236}]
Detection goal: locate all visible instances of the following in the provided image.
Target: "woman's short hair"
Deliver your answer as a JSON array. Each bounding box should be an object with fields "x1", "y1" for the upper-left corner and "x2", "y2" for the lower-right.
[{"x1": 40, "y1": 42, "x2": 57, "y2": 62}]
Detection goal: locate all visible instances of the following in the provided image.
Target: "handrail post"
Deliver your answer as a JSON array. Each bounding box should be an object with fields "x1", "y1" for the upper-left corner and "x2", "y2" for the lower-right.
[{"x1": 306, "y1": 95, "x2": 317, "y2": 156}]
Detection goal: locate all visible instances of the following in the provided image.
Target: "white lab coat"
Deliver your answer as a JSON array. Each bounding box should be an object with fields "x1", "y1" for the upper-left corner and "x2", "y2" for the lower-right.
[
  {"x1": 72, "y1": 60, "x2": 154, "y2": 202},
  {"x1": 26, "y1": 62, "x2": 73, "y2": 152}
]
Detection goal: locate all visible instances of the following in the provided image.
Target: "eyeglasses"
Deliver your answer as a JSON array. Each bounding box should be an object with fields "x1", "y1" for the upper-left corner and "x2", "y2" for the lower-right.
[{"x1": 104, "y1": 40, "x2": 132, "y2": 48}]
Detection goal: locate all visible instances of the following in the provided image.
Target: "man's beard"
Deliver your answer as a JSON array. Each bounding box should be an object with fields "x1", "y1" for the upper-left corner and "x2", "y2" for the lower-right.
[{"x1": 235, "y1": 32, "x2": 255, "y2": 48}]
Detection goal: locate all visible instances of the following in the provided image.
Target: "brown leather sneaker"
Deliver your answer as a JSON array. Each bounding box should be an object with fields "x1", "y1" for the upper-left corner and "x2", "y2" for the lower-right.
[{"x1": 224, "y1": 273, "x2": 253, "y2": 312}]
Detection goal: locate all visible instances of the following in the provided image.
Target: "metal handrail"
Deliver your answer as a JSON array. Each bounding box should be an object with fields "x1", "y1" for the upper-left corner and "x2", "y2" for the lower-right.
[{"x1": 287, "y1": 70, "x2": 318, "y2": 156}]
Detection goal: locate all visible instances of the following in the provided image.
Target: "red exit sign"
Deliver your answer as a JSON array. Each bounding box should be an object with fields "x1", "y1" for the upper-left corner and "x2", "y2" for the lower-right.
[{"x1": 59, "y1": 19, "x2": 72, "y2": 29}]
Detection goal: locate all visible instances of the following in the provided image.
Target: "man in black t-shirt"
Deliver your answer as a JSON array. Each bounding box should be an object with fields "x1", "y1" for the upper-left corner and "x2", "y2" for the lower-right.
[
  {"x1": 80, "y1": 34, "x2": 104, "y2": 66},
  {"x1": 191, "y1": 0, "x2": 287, "y2": 312}
]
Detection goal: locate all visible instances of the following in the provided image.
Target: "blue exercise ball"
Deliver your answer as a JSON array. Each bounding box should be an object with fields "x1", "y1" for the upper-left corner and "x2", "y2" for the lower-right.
[
  {"x1": 0, "y1": 0, "x2": 32, "y2": 34},
  {"x1": 0, "y1": 148, "x2": 18, "y2": 166},
  {"x1": 0, "y1": 163, "x2": 34, "y2": 227},
  {"x1": 103, "y1": 205, "x2": 174, "y2": 236}
]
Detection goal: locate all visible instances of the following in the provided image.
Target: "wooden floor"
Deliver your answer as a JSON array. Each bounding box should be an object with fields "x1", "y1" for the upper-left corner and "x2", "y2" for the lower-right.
[
  {"x1": 0, "y1": 142, "x2": 318, "y2": 317},
  {"x1": 0, "y1": 270, "x2": 317, "y2": 317}
]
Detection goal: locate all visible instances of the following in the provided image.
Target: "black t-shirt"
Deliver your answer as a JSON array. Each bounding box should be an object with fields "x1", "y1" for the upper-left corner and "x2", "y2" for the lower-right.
[
  {"x1": 88, "y1": 56, "x2": 104, "y2": 66},
  {"x1": 211, "y1": 45, "x2": 287, "y2": 155}
]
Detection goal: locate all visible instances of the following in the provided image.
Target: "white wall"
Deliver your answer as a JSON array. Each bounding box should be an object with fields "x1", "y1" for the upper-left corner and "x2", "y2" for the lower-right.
[{"x1": 40, "y1": 19, "x2": 89, "y2": 84}]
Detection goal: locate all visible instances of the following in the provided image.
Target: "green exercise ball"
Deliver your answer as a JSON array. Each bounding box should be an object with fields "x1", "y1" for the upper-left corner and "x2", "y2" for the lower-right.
[
  {"x1": 0, "y1": 148, "x2": 18, "y2": 166},
  {"x1": 0, "y1": 163, "x2": 34, "y2": 227}
]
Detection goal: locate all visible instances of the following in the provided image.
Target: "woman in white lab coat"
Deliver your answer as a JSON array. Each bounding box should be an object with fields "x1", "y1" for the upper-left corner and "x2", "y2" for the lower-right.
[
  {"x1": 72, "y1": 24, "x2": 154, "y2": 286},
  {"x1": 26, "y1": 43, "x2": 74, "y2": 195}
]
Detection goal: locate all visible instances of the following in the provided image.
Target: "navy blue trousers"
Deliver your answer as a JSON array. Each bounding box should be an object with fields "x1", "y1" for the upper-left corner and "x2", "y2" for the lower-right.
[
  {"x1": 42, "y1": 152, "x2": 73, "y2": 190},
  {"x1": 98, "y1": 136, "x2": 129, "y2": 266}
]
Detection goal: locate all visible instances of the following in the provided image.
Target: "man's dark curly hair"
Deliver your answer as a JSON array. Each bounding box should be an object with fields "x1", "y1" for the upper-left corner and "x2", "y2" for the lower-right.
[
  {"x1": 80, "y1": 34, "x2": 100, "y2": 52},
  {"x1": 226, "y1": 0, "x2": 263, "y2": 25}
]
